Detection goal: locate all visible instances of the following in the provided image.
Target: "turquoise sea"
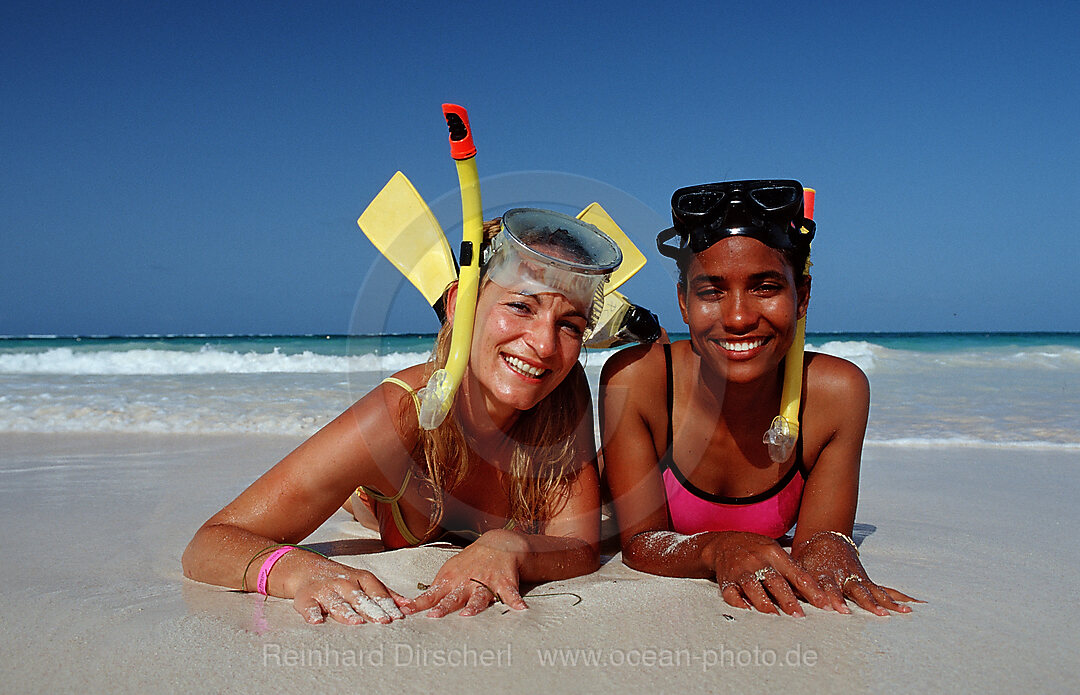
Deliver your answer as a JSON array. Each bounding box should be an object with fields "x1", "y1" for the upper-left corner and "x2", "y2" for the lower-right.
[{"x1": 1, "y1": 333, "x2": 1078, "y2": 448}]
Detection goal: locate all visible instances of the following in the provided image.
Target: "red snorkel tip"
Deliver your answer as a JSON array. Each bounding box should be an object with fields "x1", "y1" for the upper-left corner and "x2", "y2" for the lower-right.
[
  {"x1": 803, "y1": 188, "x2": 816, "y2": 221},
  {"x1": 441, "y1": 104, "x2": 476, "y2": 160}
]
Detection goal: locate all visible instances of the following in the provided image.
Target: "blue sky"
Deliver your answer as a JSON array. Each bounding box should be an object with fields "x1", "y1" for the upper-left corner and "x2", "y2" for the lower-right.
[{"x1": 3, "y1": 1, "x2": 1078, "y2": 336}]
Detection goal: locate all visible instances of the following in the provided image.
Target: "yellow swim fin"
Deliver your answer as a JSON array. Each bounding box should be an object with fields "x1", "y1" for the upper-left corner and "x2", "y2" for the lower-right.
[
  {"x1": 577, "y1": 202, "x2": 647, "y2": 293},
  {"x1": 357, "y1": 171, "x2": 457, "y2": 307},
  {"x1": 358, "y1": 173, "x2": 658, "y2": 351},
  {"x1": 583, "y1": 289, "x2": 662, "y2": 349}
]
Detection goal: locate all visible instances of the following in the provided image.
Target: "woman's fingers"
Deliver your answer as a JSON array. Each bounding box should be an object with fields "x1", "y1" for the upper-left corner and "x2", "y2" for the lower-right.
[
  {"x1": 386, "y1": 587, "x2": 414, "y2": 609},
  {"x1": 711, "y1": 535, "x2": 841, "y2": 616},
  {"x1": 840, "y1": 575, "x2": 911, "y2": 616},
  {"x1": 864, "y1": 582, "x2": 911, "y2": 614},
  {"x1": 373, "y1": 593, "x2": 407, "y2": 619},
  {"x1": 805, "y1": 571, "x2": 846, "y2": 614},
  {"x1": 848, "y1": 581, "x2": 914, "y2": 615},
  {"x1": 759, "y1": 569, "x2": 805, "y2": 617},
  {"x1": 427, "y1": 585, "x2": 469, "y2": 618},
  {"x1": 738, "y1": 573, "x2": 779, "y2": 615},
  {"x1": 718, "y1": 581, "x2": 752, "y2": 610},
  {"x1": 816, "y1": 575, "x2": 851, "y2": 614},
  {"x1": 769, "y1": 555, "x2": 834, "y2": 612},
  {"x1": 292, "y1": 593, "x2": 327, "y2": 624},
  {"x1": 883, "y1": 585, "x2": 923, "y2": 604},
  {"x1": 344, "y1": 589, "x2": 394, "y2": 623},
  {"x1": 351, "y1": 574, "x2": 406, "y2": 620},
  {"x1": 414, "y1": 577, "x2": 526, "y2": 618},
  {"x1": 325, "y1": 592, "x2": 368, "y2": 625},
  {"x1": 497, "y1": 583, "x2": 528, "y2": 611},
  {"x1": 410, "y1": 580, "x2": 450, "y2": 613},
  {"x1": 459, "y1": 583, "x2": 496, "y2": 617},
  {"x1": 291, "y1": 573, "x2": 409, "y2": 625},
  {"x1": 795, "y1": 531, "x2": 919, "y2": 615},
  {"x1": 724, "y1": 569, "x2": 805, "y2": 617},
  {"x1": 337, "y1": 574, "x2": 401, "y2": 623},
  {"x1": 842, "y1": 576, "x2": 892, "y2": 616}
]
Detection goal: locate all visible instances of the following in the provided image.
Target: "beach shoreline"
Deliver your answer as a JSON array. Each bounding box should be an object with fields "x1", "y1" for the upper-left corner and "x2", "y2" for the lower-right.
[{"x1": 2, "y1": 432, "x2": 1076, "y2": 692}]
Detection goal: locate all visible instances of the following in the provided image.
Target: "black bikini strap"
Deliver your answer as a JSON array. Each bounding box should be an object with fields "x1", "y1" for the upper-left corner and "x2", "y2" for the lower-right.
[{"x1": 663, "y1": 342, "x2": 673, "y2": 452}]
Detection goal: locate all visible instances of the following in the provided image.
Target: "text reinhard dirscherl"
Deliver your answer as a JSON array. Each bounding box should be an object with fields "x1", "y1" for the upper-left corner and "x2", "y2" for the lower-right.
[
  {"x1": 263, "y1": 643, "x2": 512, "y2": 668},
  {"x1": 262, "y1": 643, "x2": 819, "y2": 671}
]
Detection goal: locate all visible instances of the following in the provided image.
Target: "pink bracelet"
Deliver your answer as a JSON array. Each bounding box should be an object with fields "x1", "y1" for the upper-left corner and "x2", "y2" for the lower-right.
[{"x1": 256, "y1": 546, "x2": 295, "y2": 595}]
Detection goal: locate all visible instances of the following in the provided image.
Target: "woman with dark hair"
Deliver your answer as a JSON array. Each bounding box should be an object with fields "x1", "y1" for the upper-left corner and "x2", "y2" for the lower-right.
[{"x1": 600, "y1": 180, "x2": 916, "y2": 616}]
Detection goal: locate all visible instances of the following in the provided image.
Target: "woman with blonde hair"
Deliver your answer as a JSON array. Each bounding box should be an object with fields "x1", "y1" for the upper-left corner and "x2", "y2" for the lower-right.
[{"x1": 183, "y1": 208, "x2": 621, "y2": 624}]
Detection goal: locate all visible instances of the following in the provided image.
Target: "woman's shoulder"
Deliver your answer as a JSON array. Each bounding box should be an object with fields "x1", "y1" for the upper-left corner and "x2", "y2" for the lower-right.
[
  {"x1": 380, "y1": 360, "x2": 429, "y2": 392},
  {"x1": 805, "y1": 351, "x2": 869, "y2": 388},
  {"x1": 804, "y1": 352, "x2": 870, "y2": 416},
  {"x1": 342, "y1": 363, "x2": 429, "y2": 449},
  {"x1": 599, "y1": 340, "x2": 674, "y2": 386},
  {"x1": 599, "y1": 340, "x2": 685, "y2": 423}
]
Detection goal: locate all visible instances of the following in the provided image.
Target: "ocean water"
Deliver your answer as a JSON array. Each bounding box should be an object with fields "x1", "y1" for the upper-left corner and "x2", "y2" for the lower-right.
[{"x1": 1, "y1": 333, "x2": 1078, "y2": 449}]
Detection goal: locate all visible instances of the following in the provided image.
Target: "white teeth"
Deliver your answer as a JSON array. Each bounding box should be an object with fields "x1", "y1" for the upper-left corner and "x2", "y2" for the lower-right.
[
  {"x1": 504, "y1": 355, "x2": 545, "y2": 377},
  {"x1": 720, "y1": 338, "x2": 765, "y2": 352}
]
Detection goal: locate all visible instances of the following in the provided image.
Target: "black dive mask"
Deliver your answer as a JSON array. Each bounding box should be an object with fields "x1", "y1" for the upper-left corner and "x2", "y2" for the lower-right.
[{"x1": 656, "y1": 179, "x2": 815, "y2": 258}]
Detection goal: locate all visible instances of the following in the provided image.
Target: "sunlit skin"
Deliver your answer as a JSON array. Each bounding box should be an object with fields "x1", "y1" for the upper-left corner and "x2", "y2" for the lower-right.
[
  {"x1": 679, "y1": 237, "x2": 807, "y2": 393},
  {"x1": 601, "y1": 236, "x2": 918, "y2": 617},
  {"x1": 454, "y1": 279, "x2": 590, "y2": 436},
  {"x1": 182, "y1": 277, "x2": 601, "y2": 624}
]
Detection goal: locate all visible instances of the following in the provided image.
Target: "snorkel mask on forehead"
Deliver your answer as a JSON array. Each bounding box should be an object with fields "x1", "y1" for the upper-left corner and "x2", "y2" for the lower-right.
[
  {"x1": 656, "y1": 179, "x2": 817, "y2": 464},
  {"x1": 482, "y1": 208, "x2": 623, "y2": 322},
  {"x1": 415, "y1": 105, "x2": 627, "y2": 430},
  {"x1": 656, "y1": 180, "x2": 815, "y2": 260},
  {"x1": 359, "y1": 104, "x2": 653, "y2": 430}
]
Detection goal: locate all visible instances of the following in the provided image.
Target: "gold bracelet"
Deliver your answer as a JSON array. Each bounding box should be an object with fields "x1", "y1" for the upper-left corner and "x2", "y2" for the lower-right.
[{"x1": 814, "y1": 530, "x2": 859, "y2": 556}]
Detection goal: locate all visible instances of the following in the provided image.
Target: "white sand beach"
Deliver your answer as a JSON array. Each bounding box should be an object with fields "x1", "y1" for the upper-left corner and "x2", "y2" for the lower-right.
[{"x1": 1, "y1": 432, "x2": 1076, "y2": 693}]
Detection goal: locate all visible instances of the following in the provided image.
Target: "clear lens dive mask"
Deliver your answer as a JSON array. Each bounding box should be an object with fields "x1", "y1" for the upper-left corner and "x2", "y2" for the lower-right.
[{"x1": 481, "y1": 208, "x2": 623, "y2": 323}]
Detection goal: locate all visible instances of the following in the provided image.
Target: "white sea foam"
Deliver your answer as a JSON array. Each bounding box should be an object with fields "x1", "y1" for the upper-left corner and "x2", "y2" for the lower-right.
[
  {"x1": 945, "y1": 347, "x2": 1080, "y2": 370},
  {"x1": 1, "y1": 336, "x2": 1077, "y2": 445},
  {"x1": 0, "y1": 404, "x2": 337, "y2": 436},
  {"x1": 806, "y1": 340, "x2": 880, "y2": 373},
  {"x1": 4, "y1": 340, "x2": 1075, "y2": 377},
  {"x1": 0, "y1": 347, "x2": 430, "y2": 375},
  {"x1": 865, "y1": 437, "x2": 1080, "y2": 451}
]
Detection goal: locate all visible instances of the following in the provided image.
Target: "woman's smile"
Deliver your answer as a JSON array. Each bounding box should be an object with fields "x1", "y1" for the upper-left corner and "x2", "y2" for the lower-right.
[
  {"x1": 679, "y1": 237, "x2": 806, "y2": 384},
  {"x1": 501, "y1": 353, "x2": 549, "y2": 380},
  {"x1": 713, "y1": 336, "x2": 772, "y2": 361},
  {"x1": 463, "y1": 281, "x2": 586, "y2": 418}
]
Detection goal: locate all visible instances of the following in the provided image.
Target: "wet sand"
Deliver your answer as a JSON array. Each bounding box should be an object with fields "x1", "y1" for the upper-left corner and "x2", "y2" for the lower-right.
[{"x1": 1, "y1": 433, "x2": 1076, "y2": 693}]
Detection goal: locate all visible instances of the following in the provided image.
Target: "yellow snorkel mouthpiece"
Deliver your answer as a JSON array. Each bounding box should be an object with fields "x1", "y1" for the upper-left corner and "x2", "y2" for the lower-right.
[
  {"x1": 417, "y1": 104, "x2": 483, "y2": 430},
  {"x1": 763, "y1": 187, "x2": 815, "y2": 462}
]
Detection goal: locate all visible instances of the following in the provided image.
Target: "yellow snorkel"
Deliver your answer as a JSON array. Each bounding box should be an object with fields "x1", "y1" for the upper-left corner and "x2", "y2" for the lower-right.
[
  {"x1": 415, "y1": 104, "x2": 483, "y2": 430},
  {"x1": 763, "y1": 188, "x2": 815, "y2": 462}
]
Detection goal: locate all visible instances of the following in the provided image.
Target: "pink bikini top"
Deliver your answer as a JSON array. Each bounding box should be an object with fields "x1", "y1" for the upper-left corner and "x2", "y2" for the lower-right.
[{"x1": 659, "y1": 344, "x2": 806, "y2": 539}]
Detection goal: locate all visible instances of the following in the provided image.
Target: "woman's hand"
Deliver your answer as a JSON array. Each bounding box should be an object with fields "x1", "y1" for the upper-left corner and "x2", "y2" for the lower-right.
[
  {"x1": 408, "y1": 529, "x2": 530, "y2": 618},
  {"x1": 705, "y1": 531, "x2": 834, "y2": 617},
  {"x1": 794, "y1": 531, "x2": 919, "y2": 616},
  {"x1": 291, "y1": 567, "x2": 409, "y2": 625}
]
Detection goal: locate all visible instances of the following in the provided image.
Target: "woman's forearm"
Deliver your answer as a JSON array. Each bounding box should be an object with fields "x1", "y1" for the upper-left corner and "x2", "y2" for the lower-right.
[
  {"x1": 518, "y1": 533, "x2": 599, "y2": 581},
  {"x1": 473, "y1": 529, "x2": 598, "y2": 583},
  {"x1": 622, "y1": 530, "x2": 723, "y2": 579},
  {"x1": 182, "y1": 522, "x2": 349, "y2": 597}
]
